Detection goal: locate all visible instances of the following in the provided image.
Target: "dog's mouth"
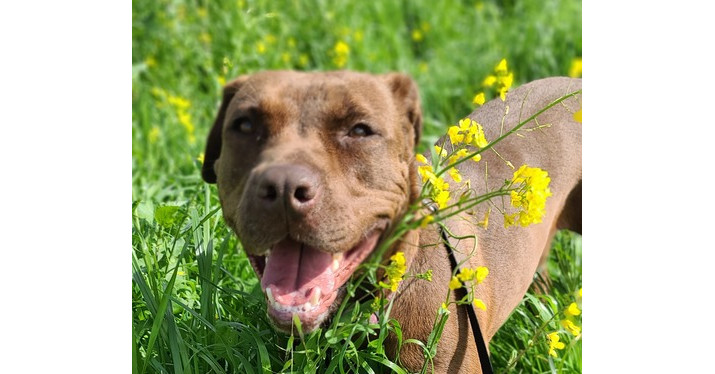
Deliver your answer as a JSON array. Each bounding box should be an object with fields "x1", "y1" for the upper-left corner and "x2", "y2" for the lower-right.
[{"x1": 247, "y1": 226, "x2": 384, "y2": 332}]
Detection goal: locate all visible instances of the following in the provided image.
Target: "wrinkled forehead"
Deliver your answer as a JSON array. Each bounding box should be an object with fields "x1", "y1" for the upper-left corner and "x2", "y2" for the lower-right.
[{"x1": 228, "y1": 71, "x2": 395, "y2": 121}]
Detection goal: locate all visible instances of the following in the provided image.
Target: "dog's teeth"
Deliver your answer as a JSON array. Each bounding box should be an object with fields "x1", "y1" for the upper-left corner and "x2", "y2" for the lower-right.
[
  {"x1": 266, "y1": 286, "x2": 275, "y2": 304},
  {"x1": 332, "y1": 252, "x2": 342, "y2": 271},
  {"x1": 310, "y1": 287, "x2": 321, "y2": 306}
]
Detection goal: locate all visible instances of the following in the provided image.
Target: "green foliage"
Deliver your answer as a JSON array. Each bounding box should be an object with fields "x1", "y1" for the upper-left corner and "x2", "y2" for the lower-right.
[
  {"x1": 132, "y1": 0, "x2": 581, "y2": 372},
  {"x1": 490, "y1": 231, "x2": 582, "y2": 373}
]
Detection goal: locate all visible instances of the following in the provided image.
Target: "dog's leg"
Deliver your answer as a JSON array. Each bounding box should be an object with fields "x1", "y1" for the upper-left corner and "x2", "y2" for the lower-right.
[{"x1": 534, "y1": 178, "x2": 582, "y2": 292}]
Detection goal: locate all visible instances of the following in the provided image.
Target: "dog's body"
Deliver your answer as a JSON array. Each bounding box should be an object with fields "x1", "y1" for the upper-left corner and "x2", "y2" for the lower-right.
[{"x1": 202, "y1": 71, "x2": 581, "y2": 373}]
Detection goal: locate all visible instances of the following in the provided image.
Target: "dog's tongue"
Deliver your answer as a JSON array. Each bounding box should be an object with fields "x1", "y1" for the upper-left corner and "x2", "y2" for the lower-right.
[{"x1": 261, "y1": 239, "x2": 334, "y2": 305}]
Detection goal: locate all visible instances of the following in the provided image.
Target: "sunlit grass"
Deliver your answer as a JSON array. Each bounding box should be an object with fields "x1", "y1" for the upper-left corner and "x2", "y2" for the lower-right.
[{"x1": 132, "y1": 0, "x2": 581, "y2": 372}]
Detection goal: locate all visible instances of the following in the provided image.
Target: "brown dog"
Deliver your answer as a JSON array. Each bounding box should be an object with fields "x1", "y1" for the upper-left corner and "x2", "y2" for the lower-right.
[{"x1": 201, "y1": 70, "x2": 581, "y2": 373}]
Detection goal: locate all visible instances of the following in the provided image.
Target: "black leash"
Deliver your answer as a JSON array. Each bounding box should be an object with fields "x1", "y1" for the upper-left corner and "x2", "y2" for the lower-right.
[{"x1": 440, "y1": 226, "x2": 494, "y2": 374}]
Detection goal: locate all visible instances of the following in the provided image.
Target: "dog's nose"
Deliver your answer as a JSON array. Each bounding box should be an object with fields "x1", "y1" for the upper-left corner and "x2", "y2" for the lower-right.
[{"x1": 256, "y1": 164, "x2": 320, "y2": 215}]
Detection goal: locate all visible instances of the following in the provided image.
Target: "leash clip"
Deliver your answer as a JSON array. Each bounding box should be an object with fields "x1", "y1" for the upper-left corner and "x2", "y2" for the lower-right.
[{"x1": 421, "y1": 198, "x2": 439, "y2": 214}]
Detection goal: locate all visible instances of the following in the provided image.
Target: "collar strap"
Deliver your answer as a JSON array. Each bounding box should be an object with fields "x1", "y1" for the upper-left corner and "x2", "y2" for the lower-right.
[{"x1": 440, "y1": 226, "x2": 494, "y2": 374}]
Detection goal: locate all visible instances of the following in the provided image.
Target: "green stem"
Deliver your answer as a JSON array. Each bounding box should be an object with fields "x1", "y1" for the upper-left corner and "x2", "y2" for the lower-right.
[
  {"x1": 435, "y1": 90, "x2": 581, "y2": 179},
  {"x1": 435, "y1": 189, "x2": 512, "y2": 222}
]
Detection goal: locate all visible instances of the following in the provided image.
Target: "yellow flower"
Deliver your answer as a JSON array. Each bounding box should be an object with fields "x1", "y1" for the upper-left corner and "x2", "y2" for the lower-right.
[
  {"x1": 473, "y1": 124, "x2": 488, "y2": 148},
  {"x1": 473, "y1": 299, "x2": 486, "y2": 311},
  {"x1": 472, "y1": 92, "x2": 485, "y2": 106},
  {"x1": 197, "y1": 152, "x2": 205, "y2": 164},
  {"x1": 573, "y1": 109, "x2": 582, "y2": 123},
  {"x1": 332, "y1": 40, "x2": 350, "y2": 68},
  {"x1": 391, "y1": 251, "x2": 406, "y2": 267},
  {"x1": 222, "y1": 56, "x2": 232, "y2": 74},
  {"x1": 448, "y1": 167, "x2": 462, "y2": 183},
  {"x1": 418, "y1": 62, "x2": 429, "y2": 73},
  {"x1": 510, "y1": 190, "x2": 522, "y2": 206},
  {"x1": 483, "y1": 58, "x2": 514, "y2": 101},
  {"x1": 298, "y1": 54, "x2": 309, "y2": 67},
  {"x1": 379, "y1": 251, "x2": 407, "y2": 292},
  {"x1": 199, "y1": 32, "x2": 212, "y2": 44},
  {"x1": 419, "y1": 215, "x2": 434, "y2": 228},
  {"x1": 166, "y1": 94, "x2": 196, "y2": 143},
  {"x1": 449, "y1": 276, "x2": 462, "y2": 290},
  {"x1": 495, "y1": 58, "x2": 508, "y2": 73},
  {"x1": 148, "y1": 126, "x2": 160, "y2": 144},
  {"x1": 416, "y1": 153, "x2": 429, "y2": 164},
  {"x1": 411, "y1": 29, "x2": 424, "y2": 42},
  {"x1": 569, "y1": 57, "x2": 582, "y2": 78},
  {"x1": 167, "y1": 95, "x2": 190, "y2": 110},
  {"x1": 447, "y1": 125, "x2": 465, "y2": 145},
  {"x1": 565, "y1": 302, "x2": 581, "y2": 317},
  {"x1": 451, "y1": 148, "x2": 470, "y2": 163},
  {"x1": 547, "y1": 332, "x2": 566, "y2": 357},
  {"x1": 472, "y1": 154, "x2": 482, "y2": 163},
  {"x1": 428, "y1": 172, "x2": 449, "y2": 191},
  {"x1": 441, "y1": 302, "x2": 449, "y2": 311},
  {"x1": 178, "y1": 111, "x2": 194, "y2": 134},
  {"x1": 433, "y1": 176, "x2": 449, "y2": 191},
  {"x1": 281, "y1": 52, "x2": 291, "y2": 64},
  {"x1": 150, "y1": 86, "x2": 166, "y2": 98},
  {"x1": 561, "y1": 319, "x2": 581, "y2": 336},
  {"x1": 447, "y1": 118, "x2": 488, "y2": 148},
  {"x1": 482, "y1": 75, "x2": 497, "y2": 87},
  {"x1": 475, "y1": 266, "x2": 489, "y2": 284},
  {"x1": 497, "y1": 72, "x2": 513, "y2": 101},
  {"x1": 217, "y1": 75, "x2": 226, "y2": 86},
  {"x1": 458, "y1": 118, "x2": 472, "y2": 135},
  {"x1": 457, "y1": 267, "x2": 475, "y2": 283},
  {"x1": 477, "y1": 209, "x2": 490, "y2": 228},
  {"x1": 433, "y1": 190, "x2": 450, "y2": 209},
  {"x1": 434, "y1": 145, "x2": 448, "y2": 158},
  {"x1": 144, "y1": 56, "x2": 156, "y2": 68},
  {"x1": 578, "y1": 288, "x2": 582, "y2": 298},
  {"x1": 353, "y1": 30, "x2": 363, "y2": 42},
  {"x1": 503, "y1": 213, "x2": 517, "y2": 228},
  {"x1": 509, "y1": 165, "x2": 552, "y2": 227},
  {"x1": 428, "y1": 178, "x2": 450, "y2": 201},
  {"x1": 418, "y1": 165, "x2": 435, "y2": 183},
  {"x1": 256, "y1": 42, "x2": 266, "y2": 54}
]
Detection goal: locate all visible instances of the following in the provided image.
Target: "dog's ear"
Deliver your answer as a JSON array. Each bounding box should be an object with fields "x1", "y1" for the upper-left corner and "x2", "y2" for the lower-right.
[
  {"x1": 382, "y1": 73, "x2": 423, "y2": 147},
  {"x1": 202, "y1": 76, "x2": 249, "y2": 183}
]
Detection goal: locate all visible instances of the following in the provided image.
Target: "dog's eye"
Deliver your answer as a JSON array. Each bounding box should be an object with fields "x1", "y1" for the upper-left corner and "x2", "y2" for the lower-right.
[
  {"x1": 348, "y1": 123, "x2": 374, "y2": 138},
  {"x1": 231, "y1": 117, "x2": 254, "y2": 134}
]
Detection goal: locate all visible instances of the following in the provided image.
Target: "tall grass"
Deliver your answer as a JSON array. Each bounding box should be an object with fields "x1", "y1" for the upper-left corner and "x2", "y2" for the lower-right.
[{"x1": 132, "y1": 0, "x2": 582, "y2": 372}]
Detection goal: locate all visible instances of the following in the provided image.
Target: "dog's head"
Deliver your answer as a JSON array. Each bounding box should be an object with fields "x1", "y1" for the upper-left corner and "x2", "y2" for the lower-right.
[{"x1": 202, "y1": 70, "x2": 422, "y2": 332}]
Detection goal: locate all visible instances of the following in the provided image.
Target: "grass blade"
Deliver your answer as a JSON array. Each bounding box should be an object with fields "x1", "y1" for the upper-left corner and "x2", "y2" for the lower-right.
[{"x1": 142, "y1": 260, "x2": 180, "y2": 373}]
